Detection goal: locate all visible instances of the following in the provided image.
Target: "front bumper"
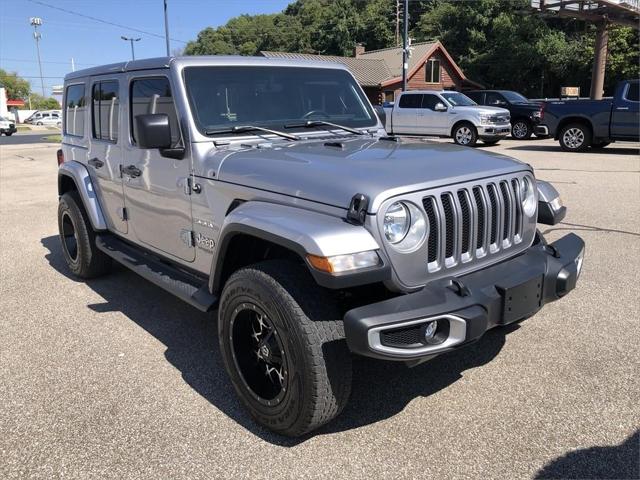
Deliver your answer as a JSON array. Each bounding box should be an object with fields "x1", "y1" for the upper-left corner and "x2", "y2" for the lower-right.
[
  {"x1": 344, "y1": 233, "x2": 584, "y2": 361},
  {"x1": 478, "y1": 123, "x2": 511, "y2": 138},
  {"x1": 0, "y1": 125, "x2": 17, "y2": 134}
]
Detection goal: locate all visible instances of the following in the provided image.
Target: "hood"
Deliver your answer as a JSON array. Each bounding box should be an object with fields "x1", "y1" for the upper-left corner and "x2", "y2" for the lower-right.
[
  {"x1": 511, "y1": 101, "x2": 543, "y2": 109},
  {"x1": 210, "y1": 137, "x2": 529, "y2": 212},
  {"x1": 454, "y1": 105, "x2": 510, "y2": 115}
]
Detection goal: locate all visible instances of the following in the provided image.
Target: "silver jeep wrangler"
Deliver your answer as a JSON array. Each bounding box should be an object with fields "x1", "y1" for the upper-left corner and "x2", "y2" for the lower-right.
[{"x1": 57, "y1": 56, "x2": 584, "y2": 436}]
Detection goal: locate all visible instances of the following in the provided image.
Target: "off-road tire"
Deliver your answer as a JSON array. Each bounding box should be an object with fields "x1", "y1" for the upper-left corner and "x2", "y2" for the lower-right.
[
  {"x1": 218, "y1": 260, "x2": 352, "y2": 437},
  {"x1": 58, "y1": 191, "x2": 111, "y2": 278},
  {"x1": 559, "y1": 123, "x2": 592, "y2": 152},
  {"x1": 511, "y1": 120, "x2": 532, "y2": 140},
  {"x1": 453, "y1": 122, "x2": 478, "y2": 147}
]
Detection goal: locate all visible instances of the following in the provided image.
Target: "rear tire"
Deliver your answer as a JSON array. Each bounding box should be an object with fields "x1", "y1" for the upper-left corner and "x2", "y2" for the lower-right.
[
  {"x1": 218, "y1": 260, "x2": 352, "y2": 437},
  {"x1": 5, "y1": 132, "x2": 12, "y2": 136},
  {"x1": 453, "y1": 122, "x2": 478, "y2": 147},
  {"x1": 511, "y1": 120, "x2": 532, "y2": 140},
  {"x1": 58, "y1": 191, "x2": 111, "y2": 279},
  {"x1": 559, "y1": 123, "x2": 591, "y2": 152}
]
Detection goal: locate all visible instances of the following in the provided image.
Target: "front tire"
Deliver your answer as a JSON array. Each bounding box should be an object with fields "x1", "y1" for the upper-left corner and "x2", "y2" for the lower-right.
[
  {"x1": 559, "y1": 123, "x2": 591, "y2": 152},
  {"x1": 453, "y1": 122, "x2": 478, "y2": 147},
  {"x1": 511, "y1": 120, "x2": 532, "y2": 140},
  {"x1": 218, "y1": 260, "x2": 352, "y2": 437},
  {"x1": 58, "y1": 191, "x2": 111, "y2": 278},
  {"x1": 5, "y1": 132, "x2": 12, "y2": 136}
]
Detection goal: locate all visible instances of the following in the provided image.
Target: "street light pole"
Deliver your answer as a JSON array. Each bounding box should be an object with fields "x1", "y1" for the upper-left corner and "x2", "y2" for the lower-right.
[
  {"x1": 163, "y1": 0, "x2": 171, "y2": 56},
  {"x1": 30, "y1": 17, "x2": 45, "y2": 96},
  {"x1": 121, "y1": 36, "x2": 141, "y2": 60}
]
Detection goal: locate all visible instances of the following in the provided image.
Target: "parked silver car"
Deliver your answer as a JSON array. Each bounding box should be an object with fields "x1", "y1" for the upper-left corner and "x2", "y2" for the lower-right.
[
  {"x1": 57, "y1": 56, "x2": 584, "y2": 436},
  {"x1": 383, "y1": 90, "x2": 511, "y2": 146}
]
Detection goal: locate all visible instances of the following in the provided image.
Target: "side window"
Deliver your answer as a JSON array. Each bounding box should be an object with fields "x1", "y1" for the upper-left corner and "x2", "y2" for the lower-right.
[
  {"x1": 92, "y1": 80, "x2": 120, "y2": 142},
  {"x1": 486, "y1": 92, "x2": 506, "y2": 106},
  {"x1": 625, "y1": 82, "x2": 639, "y2": 102},
  {"x1": 64, "y1": 84, "x2": 86, "y2": 137},
  {"x1": 421, "y1": 94, "x2": 440, "y2": 110},
  {"x1": 398, "y1": 94, "x2": 422, "y2": 109},
  {"x1": 466, "y1": 92, "x2": 483, "y2": 104},
  {"x1": 130, "y1": 77, "x2": 180, "y2": 147},
  {"x1": 425, "y1": 59, "x2": 441, "y2": 83}
]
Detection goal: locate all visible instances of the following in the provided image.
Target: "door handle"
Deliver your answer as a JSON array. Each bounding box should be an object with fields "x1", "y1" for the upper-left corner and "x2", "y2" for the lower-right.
[
  {"x1": 121, "y1": 165, "x2": 142, "y2": 178},
  {"x1": 616, "y1": 107, "x2": 629, "y2": 110},
  {"x1": 88, "y1": 158, "x2": 104, "y2": 169}
]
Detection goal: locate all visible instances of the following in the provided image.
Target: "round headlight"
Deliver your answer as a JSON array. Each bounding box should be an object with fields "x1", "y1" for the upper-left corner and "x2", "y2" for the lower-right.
[
  {"x1": 520, "y1": 177, "x2": 537, "y2": 217},
  {"x1": 383, "y1": 201, "x2": 427, "y2": 251},
  {"x1": 384, "y1": 202, "x2": 410, "y2": 244}
]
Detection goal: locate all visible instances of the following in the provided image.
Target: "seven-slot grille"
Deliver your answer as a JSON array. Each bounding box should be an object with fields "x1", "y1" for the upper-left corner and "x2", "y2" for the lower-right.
[{"x1": 421, "y1": 177, "x2": 526, "y2": 272}]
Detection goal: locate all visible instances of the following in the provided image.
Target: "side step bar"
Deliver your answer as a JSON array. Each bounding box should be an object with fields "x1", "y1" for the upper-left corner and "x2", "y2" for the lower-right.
[{"x1": 95, "y1": 234, "x2": 218, "y2": 312}]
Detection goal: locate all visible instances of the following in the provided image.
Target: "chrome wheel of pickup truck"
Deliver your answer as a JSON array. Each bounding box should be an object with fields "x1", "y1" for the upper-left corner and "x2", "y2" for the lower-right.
[
  {"x1": 453, "y1": 123, "x2": 478, "y2": 147},
  {"x1": 511, "y1": 120, "x2": 532, "y2": 140},
  {"x1": 559, "y1": 123, "x2": 591, "y2": 152}
]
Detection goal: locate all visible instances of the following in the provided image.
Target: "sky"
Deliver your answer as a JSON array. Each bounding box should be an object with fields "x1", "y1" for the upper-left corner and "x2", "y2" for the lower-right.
[{"x1": 0, "y1": 0, "x2": 291, "y2": 97}]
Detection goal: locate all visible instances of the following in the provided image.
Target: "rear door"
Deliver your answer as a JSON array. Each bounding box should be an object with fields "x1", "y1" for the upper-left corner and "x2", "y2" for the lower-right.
[
  {"x1": 86, "y1": 78, "x2": 127, "y2": 233},
  {"x1": 611, "y1": 81, "x2": 639, "y2": 140},
  {"x1": 394, "y1": 93, "x2": 422, "y2": 134},
  {"x1": 122, "y1": 74, "x2": 194, "y2": 262}
]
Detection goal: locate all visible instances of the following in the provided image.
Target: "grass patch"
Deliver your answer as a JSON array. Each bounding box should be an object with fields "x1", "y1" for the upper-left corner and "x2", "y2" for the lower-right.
[
  {"x1": 43, "y1": 135, "x2": 62, "y2": 142},
  {"x1": 17, "y1": 126, "x2": 31, "y2": 131},
  {"x1": 46, "y1": 126, "x2": 59, "y2": 130}
]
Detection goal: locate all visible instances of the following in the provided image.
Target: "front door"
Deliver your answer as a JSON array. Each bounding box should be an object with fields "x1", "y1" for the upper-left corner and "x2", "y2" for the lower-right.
[
  {"x1": 87, "y1": 78, "x2": 127, "y2": 234},
  {"x1": 611, "y1": 82, "x2": 639, "y2": 140},
  {"x1": 122, "y1": 74, "x2": 194, "y2": 262},
  {"x1": 416, "y1": 93, "x2": 447, "y2": 135}
]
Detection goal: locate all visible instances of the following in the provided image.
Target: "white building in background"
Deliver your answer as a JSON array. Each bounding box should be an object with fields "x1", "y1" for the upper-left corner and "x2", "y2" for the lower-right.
[{"x1": 0, "y1": 85, "x2": 8, "y2": 117}]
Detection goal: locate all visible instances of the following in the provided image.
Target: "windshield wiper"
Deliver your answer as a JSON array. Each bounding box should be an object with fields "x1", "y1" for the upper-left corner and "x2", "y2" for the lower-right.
[
  {"x1": 204, "y1": 125, "x2": 300, "y2": 141},
  {"x1": 284, "y1": 120, "x2": 366, "y2": 136}
]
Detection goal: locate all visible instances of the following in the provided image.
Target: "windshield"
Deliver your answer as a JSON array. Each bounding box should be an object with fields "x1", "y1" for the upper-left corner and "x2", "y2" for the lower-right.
[
  {"x1": 183, "y1": 66, "x2": 377, "y2": 135},
  {"x1": 441, "y1": 92, "x2": 476, "y2": 107},
  {"x1": 502, "y1": 91, "x2": 529, "y2": 103}
]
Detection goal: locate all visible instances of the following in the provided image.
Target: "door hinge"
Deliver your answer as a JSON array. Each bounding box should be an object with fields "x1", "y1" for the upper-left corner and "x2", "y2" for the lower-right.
[
  {"x1": 180, "y1": 229, "x2": 195, "y2": 248},
  {"x1": 184, "y1": 177, "x2": 202, "y2": 196},
  {"x1": 117, "y1": 207, "x2": 128, "y2": 221}
]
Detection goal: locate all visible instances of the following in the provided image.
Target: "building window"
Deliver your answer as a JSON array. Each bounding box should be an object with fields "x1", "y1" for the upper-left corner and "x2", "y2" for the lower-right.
[
  {"x1": 384, "y1": 91, "x2": 395, "y2": 103},
  {"x1": 425, "y1": 59, "x2": 441, "y2": 84}
]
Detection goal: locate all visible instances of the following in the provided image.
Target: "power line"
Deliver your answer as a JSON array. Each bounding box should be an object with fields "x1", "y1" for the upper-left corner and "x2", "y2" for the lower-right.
[
  {"x1": 25, "y1": 0, "x2": 189, "y2": 44},
  {"x1": 0, "y1": 57, "x2": 96, "y2": 66}
]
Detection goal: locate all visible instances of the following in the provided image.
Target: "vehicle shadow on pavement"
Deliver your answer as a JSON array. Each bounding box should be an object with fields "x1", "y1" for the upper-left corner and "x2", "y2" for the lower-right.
[
  {"x1": 505, "y1": 144, "x2": 640, "y2": 155},
  {"x1": 42, "y1": 235, "x2": 515, "y2": 446},
  {"x1": 534, "y1": 430, "x2": 639, "y2": 479}
]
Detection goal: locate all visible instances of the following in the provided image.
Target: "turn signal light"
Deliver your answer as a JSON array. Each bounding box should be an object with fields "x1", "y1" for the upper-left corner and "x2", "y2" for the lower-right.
[
  {"x1": 56, "y1": 149, "x2": 64, "y2": 166},
  {"x1": 307, "y1": 250, "x2": 380, "y2": 274}
]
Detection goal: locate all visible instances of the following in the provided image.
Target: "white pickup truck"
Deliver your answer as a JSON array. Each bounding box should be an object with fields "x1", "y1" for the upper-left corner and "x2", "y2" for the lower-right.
[{"x1": 382, "y1": 90, "x2": 511, "y2": 146}]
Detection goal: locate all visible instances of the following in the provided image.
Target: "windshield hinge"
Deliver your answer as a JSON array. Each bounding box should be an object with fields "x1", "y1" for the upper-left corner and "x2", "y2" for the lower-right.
[
  {"x1": 180, "y1": 229, "x2": 195, "y2": 248},
  {"x1": 345, "y1": 193, "x2": 369, "y2": 226}
]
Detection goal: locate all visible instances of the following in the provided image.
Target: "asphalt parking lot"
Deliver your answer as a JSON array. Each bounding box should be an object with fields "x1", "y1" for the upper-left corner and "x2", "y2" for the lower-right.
[{"x1": 1, "y1": 137, "x2": 638, "y2": 479}]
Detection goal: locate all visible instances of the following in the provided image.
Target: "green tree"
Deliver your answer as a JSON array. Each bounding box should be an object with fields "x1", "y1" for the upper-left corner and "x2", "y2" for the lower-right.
[
  {"x1": 29, "y1": 93, "x2": 60, "y2": 110},
  {"x1": 0, "y1": 68, "x2": 31, "y2": 100}
]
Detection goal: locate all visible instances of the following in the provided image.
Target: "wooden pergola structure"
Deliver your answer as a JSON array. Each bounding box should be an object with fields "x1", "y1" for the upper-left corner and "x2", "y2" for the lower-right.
[{"x1": 531, "y1": 0, "x2": 640, "y2": 99}]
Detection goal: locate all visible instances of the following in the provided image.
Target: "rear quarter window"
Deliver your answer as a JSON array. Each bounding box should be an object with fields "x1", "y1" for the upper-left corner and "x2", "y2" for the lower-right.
[{"x1": 65, "y1": 84, "x2": 86, "y2": 137}]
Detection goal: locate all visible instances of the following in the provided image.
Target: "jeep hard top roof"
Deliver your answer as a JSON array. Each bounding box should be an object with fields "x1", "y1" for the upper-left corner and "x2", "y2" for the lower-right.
[{"x1": 64, "y1": 56, "x2": 351, "y2": 81}]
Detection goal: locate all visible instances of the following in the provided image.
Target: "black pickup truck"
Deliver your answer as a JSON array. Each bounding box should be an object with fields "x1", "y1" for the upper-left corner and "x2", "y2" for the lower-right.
[
  {"x1": 539, "y1": 79, "x2": 639, "y2": 152},
  {"x1": 466, "y1": 90, "x2": 544, "y2": 140}
]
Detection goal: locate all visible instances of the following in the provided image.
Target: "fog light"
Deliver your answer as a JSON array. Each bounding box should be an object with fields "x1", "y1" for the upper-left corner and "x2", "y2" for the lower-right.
[{"x1": 424, "y1": 321, "x2": 438, "y2": 342}]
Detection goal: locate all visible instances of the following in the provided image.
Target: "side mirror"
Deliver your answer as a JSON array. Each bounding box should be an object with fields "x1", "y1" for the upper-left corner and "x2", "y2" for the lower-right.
[
  {"x1": 135, "y1": 113, "x2": 172, "y2": 149},
  {"x1": 434, "y1": 102, "x2": 447, "y2": 112}
]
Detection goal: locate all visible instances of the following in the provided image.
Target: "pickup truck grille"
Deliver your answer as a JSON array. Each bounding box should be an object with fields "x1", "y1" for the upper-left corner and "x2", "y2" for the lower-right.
[{"x1": 421, "y1": 178, "x2": 526, "y2": 273}]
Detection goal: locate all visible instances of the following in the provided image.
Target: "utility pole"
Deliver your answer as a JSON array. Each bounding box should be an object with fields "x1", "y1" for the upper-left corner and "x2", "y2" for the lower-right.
[
  {"x1": 30, "y1": 17, "x2": 45, "y2": 96},
  {"x1": 121, "y1": 36, "x2": 141, "y2": 60},
  {"x1": 163, "y1": 0, "x2": 171, "y2": 56},
  {"x1": 401, "y1": 0, "x2": 409, "y2": 91},
  {"x1": 395, "y1": 0, "x2": 400, "y2": 46}
]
